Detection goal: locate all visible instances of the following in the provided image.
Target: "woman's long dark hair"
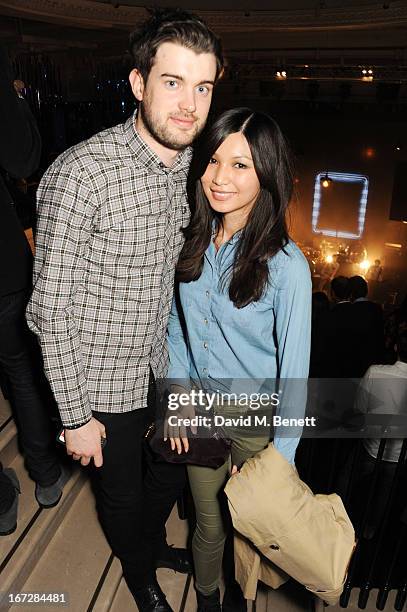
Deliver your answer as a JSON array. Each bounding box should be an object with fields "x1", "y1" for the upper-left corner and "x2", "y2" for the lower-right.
[{"x1": 176, "y1": 107, "x2": 293, "y2": 307}]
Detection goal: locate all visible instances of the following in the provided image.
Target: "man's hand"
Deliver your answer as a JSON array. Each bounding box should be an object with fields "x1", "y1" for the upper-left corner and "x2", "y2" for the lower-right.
[{"x1": 65, "y1": 417, "x2": 106, "y2": 468}]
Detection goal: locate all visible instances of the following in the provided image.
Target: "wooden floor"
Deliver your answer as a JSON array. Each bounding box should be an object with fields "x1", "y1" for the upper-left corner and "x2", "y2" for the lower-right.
[{"x1": 0, "y1": 391, "x2": 395, "y2": 611}]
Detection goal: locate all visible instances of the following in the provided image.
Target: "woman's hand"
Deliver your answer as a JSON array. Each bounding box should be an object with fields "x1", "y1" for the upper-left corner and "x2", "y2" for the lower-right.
[{"x1": 163, "y1": 385, "x2": 197, "y2": 454}]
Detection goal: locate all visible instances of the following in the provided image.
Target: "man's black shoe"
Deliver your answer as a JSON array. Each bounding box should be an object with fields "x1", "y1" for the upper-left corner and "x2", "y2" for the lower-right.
[
  {"x1": 0, "y1": 468, "x2": 20, "y2": 536},
  {"x1": 131, "y1": 579, "x2": 174, "y2": 611},
  {"x1": 155, "y1": 545, "x2": 193, "y2": 574}
]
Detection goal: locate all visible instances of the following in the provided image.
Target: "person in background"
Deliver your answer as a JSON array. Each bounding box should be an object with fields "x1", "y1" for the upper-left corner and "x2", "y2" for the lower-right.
[
  {"x1": 330, "y1": 275, "x2": 350, "y2": 305},
  {"x1": 367, "y1": 258, "x2": 383, "y2": 283},
  {"x1": 348, "y1": 275, "x2": 385, "y2": 376},
  {"x1": 13, "y1": 79, "x2": 25, "y2": 98},
  {"x1": 0, "y1": 44, "x2": 69, "y2": 534},
  {"x1": 384, "y1": 292, "x2": 407, "y2": 364},
  {"x1": 166, "y1": 108, "x2": 311, "y2": 612},
  {"x1": 3, "y1": 80, "x2": 36, "y2": 236},
  {"x1": 367, "y1": 258, "x2": 383, "y2": 302},
  {"x1": 318, "y1": 277, "x2": 355, "y2": 378},
  {"x1": 310, "y1": 291, "x2": 331, "y2": 377},
  {"x1": 337, "y1": 329, "x2": 407, "y2": 538},
  {"x1": 356, "y1": 328, "x2": 407, "y2": 464},
  {"x1": 26, "y1": 10, "x2": 223, "y2": 611}
]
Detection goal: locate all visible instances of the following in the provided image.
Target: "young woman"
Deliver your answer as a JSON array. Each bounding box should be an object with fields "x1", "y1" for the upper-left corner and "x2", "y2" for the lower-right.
[{"x1": 166, "y1": 107, "x2": 311, "y2": 612}]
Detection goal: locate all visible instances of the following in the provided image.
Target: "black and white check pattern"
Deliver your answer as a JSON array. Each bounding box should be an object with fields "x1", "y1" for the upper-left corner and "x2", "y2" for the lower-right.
[{"x1": 27, "y1": 112, "x2": 192, "y2": 427}]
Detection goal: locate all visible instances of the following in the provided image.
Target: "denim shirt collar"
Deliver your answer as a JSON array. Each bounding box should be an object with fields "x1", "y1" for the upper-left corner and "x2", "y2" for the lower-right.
[{"x1": 210, "y1": 218, "x2": 243, "y2": 248}]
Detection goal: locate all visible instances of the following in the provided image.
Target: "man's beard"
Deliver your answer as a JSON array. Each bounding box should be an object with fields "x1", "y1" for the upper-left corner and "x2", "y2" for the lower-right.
[{"x1": 139, "y1": 97, "x2": 203, "y2": 151}]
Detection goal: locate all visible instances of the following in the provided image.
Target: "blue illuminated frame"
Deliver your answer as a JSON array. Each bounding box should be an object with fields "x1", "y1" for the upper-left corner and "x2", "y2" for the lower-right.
[{"x1": 312, "y1": 171, "x2": 369, "y2": 239}]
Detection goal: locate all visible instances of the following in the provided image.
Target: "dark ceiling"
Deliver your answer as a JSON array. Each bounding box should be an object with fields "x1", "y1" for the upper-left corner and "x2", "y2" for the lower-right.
[
  {"x1": 1, "y1": 1, "x2": 407, "y2": 105},
  {"x1": 93, "y1": 0, "x2": 386, "y2": 9}
]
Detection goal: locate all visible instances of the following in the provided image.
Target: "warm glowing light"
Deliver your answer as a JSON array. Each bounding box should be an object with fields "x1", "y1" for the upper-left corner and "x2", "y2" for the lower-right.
[
  {"x1": 365, "y1": 147, "x2": 375, "y2": 158},
  {"x1": 325, "y1": 255, "x2": 333, "y2": 263},
  {"x1": 359, "y1": 259, "x2": 370, "y2": 270},
  {"x1": 361, "y1": 68, "x2": 374, "y2": 78},
  {"x1": 321, "y1": 173, "x2": 331, "y2": 188}
]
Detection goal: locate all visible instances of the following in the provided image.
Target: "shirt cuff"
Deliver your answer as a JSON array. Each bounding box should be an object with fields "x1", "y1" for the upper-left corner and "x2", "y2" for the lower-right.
[
  {"x1": 273, "y1": 437, "x2": 299, "y2": 465},
  {"x1": 63, "y1": 416, "x2": 92, "y2": 430}
]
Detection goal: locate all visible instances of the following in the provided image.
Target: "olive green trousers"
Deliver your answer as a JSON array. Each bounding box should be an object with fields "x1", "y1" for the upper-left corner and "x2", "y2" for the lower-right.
[{"x1": 187, "y1": 408, "x2": 269, "y2": 595}]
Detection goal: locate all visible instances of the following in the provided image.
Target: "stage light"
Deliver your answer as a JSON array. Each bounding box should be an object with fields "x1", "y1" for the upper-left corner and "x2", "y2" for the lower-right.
[
  {"x1": 281, "y1": 71, "x2": 287, "y2": 78},
  {"x1": 359, "y1": 259, "x2": 370, "y2": 270},
  {"x1": 321, "y1": 173, "x2": 331, "y2": 188},
  {"x1": 361, "y1": 67, "x2": 374, "y2": 81},
  {"x1": 325, "y1": 255, "x2": 333, "y2": 263},
  {"x1": 312, "y1": 172, "x2": 369, "y2": 240}
]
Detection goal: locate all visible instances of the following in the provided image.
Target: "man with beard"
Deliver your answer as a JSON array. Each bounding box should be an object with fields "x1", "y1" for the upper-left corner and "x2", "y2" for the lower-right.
[{"x1": 27, "y1": 9, "x2": 224, "y2": 611}]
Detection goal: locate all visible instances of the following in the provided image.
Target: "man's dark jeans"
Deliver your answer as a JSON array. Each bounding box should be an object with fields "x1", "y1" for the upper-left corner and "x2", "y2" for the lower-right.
[
  {"x1": 91, "y1": 380, "x2": 187, "y2": 593},
  {"x1": 0, "y1": 289, "x2": 60, "y2": 486}
]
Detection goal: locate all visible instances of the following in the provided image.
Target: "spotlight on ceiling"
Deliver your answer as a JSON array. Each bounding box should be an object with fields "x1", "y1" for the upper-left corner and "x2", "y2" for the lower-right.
[
  {"x1": 361, "y1": 67, "x2": 374, "y2": 81},
  {"x1": 321, "y1": 173, "x2": 331, "y2": 188}
]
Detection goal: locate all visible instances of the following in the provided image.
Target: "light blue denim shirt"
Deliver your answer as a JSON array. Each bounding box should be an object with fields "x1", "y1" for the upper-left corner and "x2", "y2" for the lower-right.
[{"x1": 167, "y1": 235, "x2": 312, "y2": 464}]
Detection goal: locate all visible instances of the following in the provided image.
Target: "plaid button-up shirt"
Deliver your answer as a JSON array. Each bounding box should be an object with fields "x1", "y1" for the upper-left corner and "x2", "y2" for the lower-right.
[{"x1": 27, "y1": 112, "x2": 192, "y2": 427}]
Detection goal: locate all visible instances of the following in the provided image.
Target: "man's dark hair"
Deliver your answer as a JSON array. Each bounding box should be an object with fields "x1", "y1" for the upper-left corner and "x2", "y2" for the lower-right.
[
  {"x1": 397, "y1": 329, "x2": 407, "y2": 362},
  {"x1": 129, "y1": 8, "x2": 224, "y2": 83},
  {"x1": 349, "y1": 275, "x2": 368, "y2": 300},
  {"x1": 312, "y1": 291, "x2": 330, "y2": 310},
  {"x1": 331, "y1": 276, "x2": 350, "y2": 301}
]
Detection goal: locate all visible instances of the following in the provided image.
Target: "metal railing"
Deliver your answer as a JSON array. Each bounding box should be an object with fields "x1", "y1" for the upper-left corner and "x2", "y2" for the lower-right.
[{"x1": 296, "y1": 437, "x2": 407, "y2": 610}]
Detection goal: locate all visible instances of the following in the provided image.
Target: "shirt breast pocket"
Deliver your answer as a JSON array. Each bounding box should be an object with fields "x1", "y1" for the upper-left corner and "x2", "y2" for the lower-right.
[
  {"x1": 222, "y1": 299, "x2": 274, "y2": 335},
  {"x1": 91, "y1": 214, "x2": 166, "y2": 270}
]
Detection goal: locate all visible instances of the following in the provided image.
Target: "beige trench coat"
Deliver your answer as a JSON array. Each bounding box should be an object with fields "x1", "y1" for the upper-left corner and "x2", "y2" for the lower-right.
[{"x1": 224, "y1": 443, "x2": 355, "y2": 606}]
